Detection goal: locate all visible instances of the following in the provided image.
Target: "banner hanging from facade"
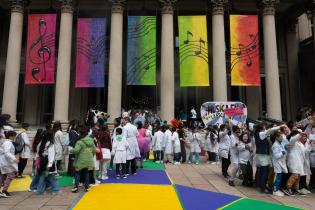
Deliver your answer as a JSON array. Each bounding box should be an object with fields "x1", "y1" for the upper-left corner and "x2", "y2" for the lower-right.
[
  {"x1": 230, "y1": 15, "x2": 260, "y2": 86},
  {"x1": 178, "y1": 16, "x2": 209, "y2": 87},
  {"x1": 127, "y1": 16, "x2": 156, "y2": 85},
  {"x1": 25, "y1": 14, "x2": 56, "y2": 84},
  {"x1": 201, "y1": 101, "x2": 248, "y2": 127},
  {"x1": 75, "y1": 18, "x2": 106, "y2": 88}
]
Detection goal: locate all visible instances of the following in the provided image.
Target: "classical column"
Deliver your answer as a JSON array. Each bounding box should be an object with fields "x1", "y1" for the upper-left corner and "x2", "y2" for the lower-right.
[
  {"x1": 312, "y1": 3, "x2": 315, "y2": 49},
  {"x1": 107, "y1": 0, "x2": 125, "y2": 120},
  {"x1": 211, "y1": 0, "x2": 228, "y2": 101},
  {"x1": 1, "y1": 0, "x2": 25, "y2": 122},
  {"x1": 260, "y1": 0, "x2": 282, "y2": 120},
  {"x1": 159, "y1": 0, "x2": 176, "y2": 121},
  {"x1": 286, "y1": 20, "x2": 299, "y2": 119},
  {"x1": 53, "y1": 0, "x2": 74, "y2": 123}
]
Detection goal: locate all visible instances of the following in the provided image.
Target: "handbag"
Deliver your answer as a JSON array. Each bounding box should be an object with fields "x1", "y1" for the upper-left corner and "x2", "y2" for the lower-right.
[
  {"x1": 96, "y1": 144, "x2": 103, "y2": 160},
  {"x1": 101, "y1": 148, "x2": 111, "y2": 160}
]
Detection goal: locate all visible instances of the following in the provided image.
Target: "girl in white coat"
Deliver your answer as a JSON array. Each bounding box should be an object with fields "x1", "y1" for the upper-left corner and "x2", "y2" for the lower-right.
[
  {"x1": 205, "y1": 126, "x2": 218, "y2": 164},
  {"x1": 53, "y1": 122, "x2": 65, "y2": 172},
  {"x1": 17, "y1": 123, "x2": 31, "y2": 178},
  {"x1": 0, "y1": 131, "x2": 18, "y2": 197},
  {"x1": 238, "y1": 132, "x2": 253, "y2": 187},
  {"x1": 164, "y1": 126, "x2": 173, "y2": 164},
  {"x1": 284, "y1": 133, "x2": 308, "y2": 196},
  {"x1": 229, "y1": 126, "x2": 241, "y2": 186},
  {"x1": 218, "y1": 124, "x2": 231, "y2": 178},
  {"x1": 271, "y1": 131, "x2": 288, "y2": 197},
  {"x1": 188, "y1": 127, "x2": 201, "y2": 164},
  {"x1": 171, "y1": 127, "x2": 181, "y2": 165}
]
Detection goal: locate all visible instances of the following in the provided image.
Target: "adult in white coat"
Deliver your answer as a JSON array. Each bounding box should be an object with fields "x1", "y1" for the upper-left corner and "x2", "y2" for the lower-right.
[
  {"x1": 122, "y1": 117, "x2": 140, "y2": 175},
  {"x1": 218, "y1": 124, "x2": 231, "y2": 177},
  {"x1": 164, "y1": 126, "x2": 173, "y2": 163},
  {"x1": 229, "y1": 126, "x2": 241, "y2": 186},
  {"x1": 0, "y1": 131, "x2": 18, "y2": 197},
  {"x1": 17, "y1": 123, "x2": 31, "y2": 178},
  {"x1": 284, "y1": 133, "x2": 308, "y2": 196},
  {"x1": 271, "y1": 131, "x2": 288, "y2": 196},
  {"x1": 188, "y1": 127, "x2": 201, "y2": 164}
]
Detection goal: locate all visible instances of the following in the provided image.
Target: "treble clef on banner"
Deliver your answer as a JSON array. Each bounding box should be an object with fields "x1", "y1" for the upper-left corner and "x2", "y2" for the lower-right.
[{"x1": 29, "y1": 18, "x2": 51, "y2": 82}]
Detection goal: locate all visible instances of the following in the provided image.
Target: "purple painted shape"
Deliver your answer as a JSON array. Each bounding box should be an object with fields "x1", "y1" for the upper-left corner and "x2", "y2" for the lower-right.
[
  {"x1": 175, "y1": 185, "x2": 239, "y2": 210},
  {"x1": 101, "y1": 169, "x2": 171, "y2": 185},
  {"x1": 75, "y1": 18, "x2": 106, "y2": 88}
]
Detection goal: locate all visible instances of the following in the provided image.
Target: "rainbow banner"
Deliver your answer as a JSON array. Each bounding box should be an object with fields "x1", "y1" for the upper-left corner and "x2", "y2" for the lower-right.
[
  {"x1": 230, "y1": 15, "x2": 260, "y2": 86},
  {"x1": 178, "y1": 16, "x2": 209, "y2": 87},
  {"x1": 25, "y1": 14, "x2": 56, "y2": 84},
  {"x1": 127, "y1": 16, "x2": 156, "y2": 85},
  {"x1": 75, "y1": 18, "x2": 106, "y2": 88}
]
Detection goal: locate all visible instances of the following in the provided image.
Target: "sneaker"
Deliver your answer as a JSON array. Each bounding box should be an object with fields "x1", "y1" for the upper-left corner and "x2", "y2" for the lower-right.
[
  {"x1": 78, "y1": 183, "x2": 83, "y2": 187},
  {"x1": 301, "y1": 188, "x2": 311, "y2": 194},
  {"x1": 228, "y1": 181, "x2": 235, "y2": 187},
  {"x1": 1, "y1": 191, "x2": 11, "y2": 197},
  {"x1": 187, "y1": 161, "x2": 192, "y2": 164},
  {"x1": 132, "y1": 173, "x2": 137, "y2": 176},
  {"x1": 122, "y1": 175, "x2": 127, "y2": 179},
  {"x1": 283, "y1": 189, "x2": 294, "y2": 196},
  {"x1": 174, "y1": 162, "x2": 180, "y2": 165},
  {"x1": 116, "y1": 175, "x2": 121, "y2": 180},
  {"x1": 273, "y1": 191, "x2": 284, "y2": 197},
  {"x1": 16, "y1": 175, "x2": 25, "y2": 179},
  {"x1": 71, "y1": 187, "x2": 78, "y2": 193},
  {"x1": 195, "y1": 162, "x2": 199, "y2": 165},
  {"x1": 211, "y1": 162, "x2": 216, "y2": 165},
  {"x1": 140, "y1": 166, "x2": 144, "y2": 169},
  {"x1": 95, "y1": 180, "x2": 101, "y2": 184},
  {"x1": 101, "y1": 176, "x2": 109, "y2": 180},
  {"x1": 296, "y1": 190, "x2": 307, "y2": 196},
  {"x1": 84, "y1": 188, "x2": 89, "y2": 192}
]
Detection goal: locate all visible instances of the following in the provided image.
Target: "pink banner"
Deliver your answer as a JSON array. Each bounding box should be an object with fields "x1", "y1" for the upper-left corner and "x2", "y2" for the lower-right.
[
  {"x1": 25, "y1": 14, "x2": 56, "y2": 84},
  {"x1": 224, "y1": 107, "x2": 244, "y2": 117}
]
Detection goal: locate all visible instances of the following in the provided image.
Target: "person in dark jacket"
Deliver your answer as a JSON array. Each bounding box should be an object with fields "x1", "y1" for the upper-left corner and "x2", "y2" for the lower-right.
[{"x1": 67, "y1": 120, "x2": 79, "y2": 176}]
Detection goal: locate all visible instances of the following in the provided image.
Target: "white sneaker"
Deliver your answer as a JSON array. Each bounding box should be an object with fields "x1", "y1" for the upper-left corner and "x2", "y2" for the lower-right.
[
  {"x1": 297, "y1": 189, "x2": 307, "y2": 196},
  {"x1": 301, "y1": 188, "x2": 311, "y2": 194},
  {"x1": 95, "y1": 180, "x2": 101, "y2": 184},
  {"x1": 174, "y1": 162, "x2": 181, "y2": 165},
  {"x1": 211, "y1": 162, "x2": 216, "y2": 165},
  {"x1": 101, "y1": 176, "x2": 109, "y2": 180},
  {"x1": 273, "y1": 191, "x2": 284, "y2": 197}
]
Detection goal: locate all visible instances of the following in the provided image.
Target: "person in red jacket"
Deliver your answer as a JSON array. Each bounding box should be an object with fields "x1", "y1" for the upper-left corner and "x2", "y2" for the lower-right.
[{"x1": 97, "y1": 125, "x2": 112, "y2": 180}]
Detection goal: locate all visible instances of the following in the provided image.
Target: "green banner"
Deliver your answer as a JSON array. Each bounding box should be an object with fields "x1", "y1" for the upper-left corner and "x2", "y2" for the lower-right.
[{"x1": 178, "y1": 16, "x2": 209, "y2": 87}]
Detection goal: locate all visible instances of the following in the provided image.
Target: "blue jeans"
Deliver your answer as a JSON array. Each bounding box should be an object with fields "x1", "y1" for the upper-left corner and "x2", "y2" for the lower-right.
[
  {"x1": 30, "y1": 173, "x2": 41, "y2": 190},
  {"x1": 36, "y1": 173, "x2": 60, "y2": 194},
  {"x1": 75, "y1": 168, "x2": 89, "y2": 189}
]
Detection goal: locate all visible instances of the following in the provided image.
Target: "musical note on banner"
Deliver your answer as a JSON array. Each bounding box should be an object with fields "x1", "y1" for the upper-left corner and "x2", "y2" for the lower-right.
[
  {"x1": 195, "y1": 38, "x2": 206, "y2": 55},
  {"x1": 29, "y1": 18, "x2": 53, "y2": 82},
  {"x1": 184, "y1": 31, "x2": 193, "y2": 44},
  {"x1": 144, "y1": 55, "x2": 150, "y2": 71}
]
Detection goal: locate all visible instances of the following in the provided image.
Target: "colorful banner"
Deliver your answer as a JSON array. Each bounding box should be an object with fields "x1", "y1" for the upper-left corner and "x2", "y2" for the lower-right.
[
  {"x1": 127, "y1": 16, "x2": 156, "y2": 85},
  {"x1": 75, "y1": 18, "x2": 106, "y2": 88},
  {"x1": 25, "y1": 14, "x2": 56, "y2": 84},
  {"x1": 178, "y1": 16, "x2": 209, "y2": 87},
  {"x1": 230, "y1": 15, "x2": 260, "y2": 86},
  {"x1": 201, "y1": 102, "x2": 247, "y2": 127}
]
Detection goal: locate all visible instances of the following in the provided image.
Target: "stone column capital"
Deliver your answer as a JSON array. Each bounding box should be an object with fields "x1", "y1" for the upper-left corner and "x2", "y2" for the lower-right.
[
  {"x1": 109, "y1": 0, "x2": 126, "y2": 14},
  {"x1": 59, "y1": 0, "x2": 74, "y2": 14},
  {"x1": 259, "y1": 0, "x2": 279, "y2": 16},
  {"x1": 210, "y1": 0, "x2": 229, "y2": 16},
  {"x1": 9, "y1": 0, "x2": 27, "y2": 13},
  {"x1": 159, "y1": 0, "x2": 177, "y2": 15}
]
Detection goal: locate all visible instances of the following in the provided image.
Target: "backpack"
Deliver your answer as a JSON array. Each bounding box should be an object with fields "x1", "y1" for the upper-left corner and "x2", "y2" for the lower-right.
[{"x1": 14, "y1": 132, "x2": 25, "y2": 154}]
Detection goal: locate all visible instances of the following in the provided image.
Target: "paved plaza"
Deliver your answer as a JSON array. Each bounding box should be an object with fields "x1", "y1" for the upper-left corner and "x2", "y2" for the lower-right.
[{"x1": 1, "y1": 161, "x2": 315, "y2": 210}]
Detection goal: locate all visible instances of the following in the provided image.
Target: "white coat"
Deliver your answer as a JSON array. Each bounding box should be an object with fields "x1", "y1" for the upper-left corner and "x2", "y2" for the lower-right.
[
  {"x1": 237, "y1": 142, "x2": 252, "y2": 164},
  {"x1": 20, "y1": 131, "x2": 32, "y2": 159},
  {"x1": 188, "y1": 132, "x2": 201, "y2": 153},
  {"x1": 54, "y1": 130, "x2": 64, "y2": 161},
  {"x1": 123, "y1": 123, "x2": 140, "y2": 160},
  {"x1": 230, "y1": 133, "x2": 240, "y2": 164},
  {"x1": 152, "y1": 131, "x2": 164, "y2": 151},
  {"x1": 172, "y1": 132, "x2": 181, "y2": 154},
  {"x1": 41, "y1": 141, "x2": 56, "y2": 169},
  {"x1": 287, "y1": 134, "x2": 306, "y2": 174},
  {"x1": 205, "y1": 132, "x2": 218, "y2": 153},
  {"x1": 218, "y1": 130, "x2": 230, "y2": 159},
  {"x1": 0, "y1": 139, "x2": 18, "y2": 174},
  {"x1": 164, "y1": 129, "x2": 173, "y2": 155},
  {"x1": 272, "y1": 140, "x2": 288, "y2": 174},
  {"x1": 303, "y1": 140, "x2": 312, "y2": 176},
  {"x1": 112, "y1": 136, "x2": 129, "y2": 164}
]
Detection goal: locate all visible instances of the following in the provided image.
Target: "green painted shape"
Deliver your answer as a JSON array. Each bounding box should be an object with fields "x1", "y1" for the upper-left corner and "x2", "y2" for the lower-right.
[
  {"x1": 221, "y1": 198, "x2": 302, "y2": 210},
  {"x1": 140, "y1": 160, "x2": 165, "y2": 170},
  {"x1": 58, "y1": 175, "x2": 73, "y2": 187}
]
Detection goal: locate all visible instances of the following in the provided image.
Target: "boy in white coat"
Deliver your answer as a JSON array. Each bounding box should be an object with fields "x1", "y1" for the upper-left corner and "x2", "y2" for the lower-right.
[
  {"x1": 152, "y1": 127, "x2": 164, "y2": 163},
  {"x1": 271, "y1": 131, "x2": 288, "y2": 197},
  {"x1": 164, "y1": 126, "x2": 173, "y2": 164},
  {"x1": 171, "y1": 127, "x2": 181, "y2": 165},
  {"x1": 112, "y1": 128, "x2": 129, "y2": 179}
]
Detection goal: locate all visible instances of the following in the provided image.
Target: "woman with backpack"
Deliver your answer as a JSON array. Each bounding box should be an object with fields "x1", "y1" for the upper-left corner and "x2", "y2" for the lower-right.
[{"x1": 0, "y1": 131, "x2": 18, "y2": 198}]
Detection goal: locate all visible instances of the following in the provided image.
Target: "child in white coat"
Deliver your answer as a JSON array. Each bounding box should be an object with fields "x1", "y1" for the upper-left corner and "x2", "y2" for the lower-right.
[
  {"x1": 271, "y1": 131, "x2": 288, "y2": 197},
  {"x1": 205, "y1": 126, "x2": 218, "y2": 164},
  {"x1": 164, "y1": 126, "x2": 173, "y2": 164},
  {"x1": 152, "y1": 127, "x2": 164, "y2": 163},
  {"x1": 171, "y1": 127, "x2": 181, "y2": 165},
  {"x1": 238, "y1": 132, "x2": 253, "y2": 187},
  {"x1": 188, "y1": 127, "x2": 201, "y2": 164},
  {"x1": 0, "y1": 131, "x2": 18, "y2": 197},
  {"x1": 112, "y1": 128, "x2": 129, "y2": 179}
]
